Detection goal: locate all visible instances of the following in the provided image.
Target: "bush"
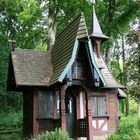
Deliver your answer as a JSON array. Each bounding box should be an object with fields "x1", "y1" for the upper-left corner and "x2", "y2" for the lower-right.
[
  {"x1": 137, "y1": 118, "x2": 140, "y2": 130},
  {"x1": 108, "y1": 134, "x2": 120, "y2": 140},
  {"x1": 131, "y1": 136, "x2": 140, "y2": 140},
  {"x1": 0, "y1": 110, "x2": 23, "y2": 129},
  {"x1": 34, "y1": 128, "x2": 73, "y2": 140},
  {"x1": 107, "y1": 115, "x2": 140, "y2": 140}
]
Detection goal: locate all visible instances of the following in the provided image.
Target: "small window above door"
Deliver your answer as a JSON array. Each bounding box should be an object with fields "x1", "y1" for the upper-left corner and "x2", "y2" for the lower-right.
[{"x1": 72, "y1": 58, "x2": 85, "y2": 79}]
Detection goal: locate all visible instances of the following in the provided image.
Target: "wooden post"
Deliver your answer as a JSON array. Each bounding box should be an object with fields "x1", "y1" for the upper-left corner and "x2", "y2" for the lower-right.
[
  {"x1": 86, "y1": 92, "x2": 93, "y2": 140},
  {"x1": 60, "y1": 85, "x2": 67, "y2": 131},
  {"x1": 95, "y1": 39, "x2": 102, "y2": 58},
  {"x1": 33, "y1": 90, "x2": 39, "y2": 137}
]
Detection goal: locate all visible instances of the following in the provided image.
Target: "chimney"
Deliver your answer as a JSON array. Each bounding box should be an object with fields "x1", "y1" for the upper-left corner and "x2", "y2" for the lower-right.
[{"x1": 9, "y1": 40, "x2": 16, "y2": 51}]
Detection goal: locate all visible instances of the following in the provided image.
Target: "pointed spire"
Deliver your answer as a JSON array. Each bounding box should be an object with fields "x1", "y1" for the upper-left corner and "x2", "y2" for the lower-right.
[{"x1": 89, "y1": 0, "x2": 109, "y2": 43}]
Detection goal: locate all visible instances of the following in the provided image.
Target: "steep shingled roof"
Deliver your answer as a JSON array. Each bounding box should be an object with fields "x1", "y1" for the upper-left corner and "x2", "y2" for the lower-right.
[
  {"x1": 11, "y1": 49, "x2": 53, "y2": 86},
  {"x1": 50, "y1": 13, "x2": 88, "y2": 85},
  {"x1": 7, "y1": 12, "x2": 124, "y2": 89},
  {"x1": 94, "y1": 55, "x2": 124, "y2": 88}
]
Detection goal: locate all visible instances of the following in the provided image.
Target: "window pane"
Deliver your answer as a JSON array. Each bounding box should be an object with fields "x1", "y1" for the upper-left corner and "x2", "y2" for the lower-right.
[
  {"x1": 91, "y1": 97, "x2": 97, "y2": 116},
  {"x1": 97, "y1": 97, "x2": 106, "y2": 116},
  {"x1": 38, "y1": 90, "x2": 53, "y2": 118}
]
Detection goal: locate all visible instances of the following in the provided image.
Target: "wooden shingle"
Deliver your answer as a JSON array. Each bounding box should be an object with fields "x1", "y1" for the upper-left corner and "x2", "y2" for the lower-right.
[
  {"x1": 50, "y1": 13, "x2": 88, "y2": 85},
  {"x1": 94, "y1": 55, "x2": 124, "y2": 88},
  {"x1": 11, "y1": 49, "x2": 53, "y2": 86}
]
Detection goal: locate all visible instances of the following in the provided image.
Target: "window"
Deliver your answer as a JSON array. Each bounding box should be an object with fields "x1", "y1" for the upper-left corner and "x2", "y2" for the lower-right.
[
  {"x1": 65, "y1": 96, "x2": 73, "y2": 114},
  {"x1": 72, "y1": 59, "x2": 85, "y2": 79},
  {"x1": 56, "y1": 90, "x2": 60, "y2": 118},
  {"x1": 93, "y1": 69, "x2": 100, "y2": 87},
  {"x1": 91, "y1": 96, "x2": 107, "y2": 117},
  {"x1": 38, "y1": 90, "x2": 53, "y2": 119}
]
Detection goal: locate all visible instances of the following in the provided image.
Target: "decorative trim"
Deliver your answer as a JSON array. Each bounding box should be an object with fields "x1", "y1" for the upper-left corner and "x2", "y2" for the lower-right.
[
  {"x1": 87, "y1": 40, "x2": 107, "y2": 86},
  {"x1": 58, "y1": 39, "x2": 79, "y2": 82}
]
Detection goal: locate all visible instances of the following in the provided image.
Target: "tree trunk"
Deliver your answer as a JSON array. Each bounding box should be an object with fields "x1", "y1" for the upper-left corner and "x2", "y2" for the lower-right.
[
  {"x1": 48, "y1": 0, "x2": 56, "y2": 50},
  {"x1": 138, "y1": 100, "x2": 140, "y2": 117},
  {"x1": 105, "y1": 0, "x2": 116, "y2": 65},
  {"x1": 105, "y1": 46, "x2": 112, "y2": 66},
  {"x1": 121, "y1": 36, "x2": 129, "y2": 116},
  {"x1": 125, "y1": 94, "x2": 129, "y2": 116}
]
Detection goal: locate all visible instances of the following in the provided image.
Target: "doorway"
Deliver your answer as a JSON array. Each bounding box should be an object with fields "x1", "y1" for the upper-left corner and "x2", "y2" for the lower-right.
[{"x1": 65, "y1": 89, "x2": 76, "y2": 138}]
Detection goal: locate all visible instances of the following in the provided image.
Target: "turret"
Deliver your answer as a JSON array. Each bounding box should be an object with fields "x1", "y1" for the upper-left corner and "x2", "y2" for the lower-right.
[{"x1": 89, "y1": 0, "x2": 109, "y2": 58}]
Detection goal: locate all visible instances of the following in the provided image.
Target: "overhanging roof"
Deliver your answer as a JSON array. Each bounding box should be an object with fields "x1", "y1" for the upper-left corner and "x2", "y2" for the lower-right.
[
  {"x1": 118, "y1": 88, "x2": 127, "y2": 98},
  {"x1": 94, "y1": 55, "x2": 125, "y2": 88},
  {"x1": 50, "y1": 13, "x2": 89, "y2": 85},
  {"x1": 10, "y1": 49, "x2": 53, "y2": 86},
  {"x1": 7, "y1": 12, "x2": 124, "y2": 89}
]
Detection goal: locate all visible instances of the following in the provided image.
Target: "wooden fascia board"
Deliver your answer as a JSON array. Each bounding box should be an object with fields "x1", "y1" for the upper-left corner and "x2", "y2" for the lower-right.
[
  {"x1": 58, "y1": 38, "x2": 79, "y2": 82},
  {"x1": 11, "y1": 52, "x2": 19, "y2": 87},
  {"x1": 87, "y1": 40, "x2": 107, "y2": 86}
]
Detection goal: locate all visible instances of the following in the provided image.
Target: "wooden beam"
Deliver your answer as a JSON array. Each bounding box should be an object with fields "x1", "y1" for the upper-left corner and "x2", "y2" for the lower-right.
[
  {"x1": 33, "y1": 89, "x2": 39, "y2": 137},
  {"x1": 60, "y1": 85, "x2": 67, "y2": 131},
  {"x1": 86, "y1": 90, "x2": 93, "y2": 140}
]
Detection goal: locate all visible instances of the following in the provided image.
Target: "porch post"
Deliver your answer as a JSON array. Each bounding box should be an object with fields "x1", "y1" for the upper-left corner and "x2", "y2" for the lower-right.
[
  {"x1": 86, "y1": 92, "x2": 93, "y2": 140},
  {"x1": 60, "y1": 85, "x2": 67, "y2": 131},
  {"x1": 33, "y1": 91, "x2": 39, "y2": 137}
]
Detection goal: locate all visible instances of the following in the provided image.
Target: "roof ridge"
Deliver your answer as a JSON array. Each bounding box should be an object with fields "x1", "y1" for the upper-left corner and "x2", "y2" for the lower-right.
[{"x1": 13, "y1": 48, "x2": 50, "y2": 53}]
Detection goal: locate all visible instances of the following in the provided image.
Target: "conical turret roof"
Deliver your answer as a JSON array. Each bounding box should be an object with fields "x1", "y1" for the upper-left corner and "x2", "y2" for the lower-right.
[{"x1": 89, "y1": 8, "x2": 109, "y2": 42}]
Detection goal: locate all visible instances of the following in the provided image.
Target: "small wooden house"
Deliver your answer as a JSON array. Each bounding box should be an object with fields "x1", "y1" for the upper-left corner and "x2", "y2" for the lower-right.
[{"x1": 7, "y1": 10, "x2": 125, "y2": 140}]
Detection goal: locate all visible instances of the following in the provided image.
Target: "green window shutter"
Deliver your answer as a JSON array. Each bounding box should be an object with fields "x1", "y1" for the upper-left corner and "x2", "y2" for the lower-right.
[
  {"x1": 97, "y1": 97, "x2": 107, "y2": 116},
  {"x1": 91, "y1": 97, "x2": 97, "y2": 116}
]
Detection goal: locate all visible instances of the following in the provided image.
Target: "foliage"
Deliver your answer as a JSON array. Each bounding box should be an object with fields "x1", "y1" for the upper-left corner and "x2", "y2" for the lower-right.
[
  {"x1": 108, "y1": 115, "x2": 140, "y2": 140},
  {"x1": 137, "y1": 118, "x2": 140, "y2": 130},
  {"x1": 0, "y1": 0, "x2": 139, "y2": 137},
  {"x1": 0, "y1": 133, "x2": 21, "y2": 140},
  {"x1": 0, "y1": 110, "x2": 23, "y2": 130},
  {"x1": 33, "y1": 128, "x2": 73, "y2": 140}
]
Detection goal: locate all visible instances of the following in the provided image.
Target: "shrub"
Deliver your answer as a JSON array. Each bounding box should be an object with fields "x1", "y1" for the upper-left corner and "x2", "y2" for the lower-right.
[
  {"x1": 108, "y1": 134, "x2": 119, "y2": 140},
  {"x1": 0, "y1": 110, "x2": 23, "y2": 129},
  {"x1": 131, "y1": 136, "x2": 140, "y2": 140},
  {"x1": 137, "y1": 118, "x2": 140, "y2": 130},
  {"x1": 107, "y1": 115, "x2": 140, "y2": 140},
  {"x1": 34, "y1": 128, "x2": 73, "y2": 140}
]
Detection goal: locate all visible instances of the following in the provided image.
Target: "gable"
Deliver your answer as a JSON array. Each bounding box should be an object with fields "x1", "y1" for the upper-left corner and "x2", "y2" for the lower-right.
[
  {"x1": 51, "y1": 38, "x2": 107, "y2": 87},
  {"x1": 50, "y1": 13, "x2": 88, "y2": 85},
  {"x1": 65, "y1": 41, "x2": 104, "y2": 86},
  {"x1": 7, "y1": 55, "x2": 17, "y2": 91}
]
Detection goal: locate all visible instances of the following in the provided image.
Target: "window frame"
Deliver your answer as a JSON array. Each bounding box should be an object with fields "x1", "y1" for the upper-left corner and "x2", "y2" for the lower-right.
[
  {"x1": 38, "y1": 89, "x2": 54, "y2": 119},
  {"x1": 91, "y1": 95, "x2": 108, "y2": 118}
]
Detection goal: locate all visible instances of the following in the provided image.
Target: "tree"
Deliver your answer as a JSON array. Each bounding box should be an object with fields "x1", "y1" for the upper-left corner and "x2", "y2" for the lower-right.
[{"x1": 126, "y1": 21, "x2": 140, "y2": 116}]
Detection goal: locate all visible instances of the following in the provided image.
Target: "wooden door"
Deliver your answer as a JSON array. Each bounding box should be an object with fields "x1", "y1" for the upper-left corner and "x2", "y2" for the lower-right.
[{"x1": 65, "y1": 92, "x2": 75, "y2": 138}]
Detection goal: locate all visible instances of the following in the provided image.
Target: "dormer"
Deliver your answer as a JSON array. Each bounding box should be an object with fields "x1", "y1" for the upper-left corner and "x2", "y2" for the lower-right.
[{"x1": 66, "y1": 41, "x2": 104, "y2": 87}]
